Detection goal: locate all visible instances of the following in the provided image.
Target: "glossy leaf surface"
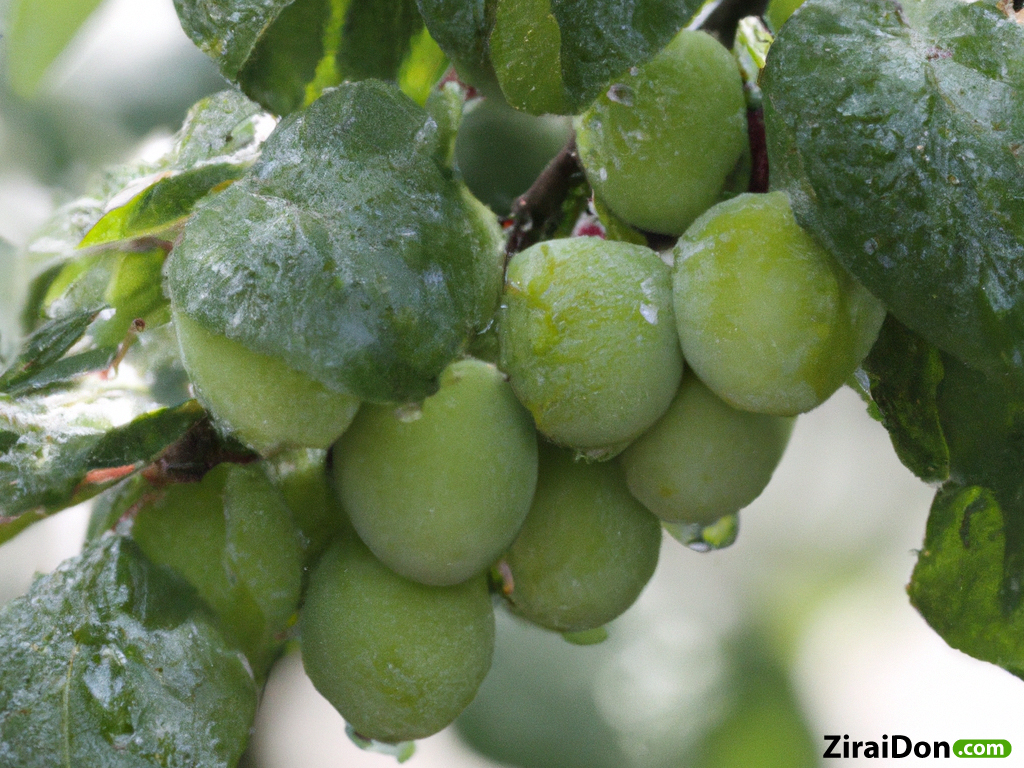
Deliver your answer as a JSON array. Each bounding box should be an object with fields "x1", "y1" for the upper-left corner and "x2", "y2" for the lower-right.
[
  {"x1": 762, "y1": 0, "x2": 1024, "y2": 382},
  {"x1": 168, "y1": 81, "x2": 502, "y2": 403},
  {"x1": 0, "y1": 535, "x2": 257, "y2": 767}
]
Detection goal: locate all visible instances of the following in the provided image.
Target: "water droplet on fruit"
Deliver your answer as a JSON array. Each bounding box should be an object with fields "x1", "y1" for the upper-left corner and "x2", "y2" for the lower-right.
[
  {"x1": 664, "y1": 513, "x2": 739, "y2": 552},
  {"x1": 394, "y1": 403, "x2": 423, "y2": 423},
  {"x1": 346, "y1": 723, "x2": 416, "y2": 762},
  {"x1": 606, "y1": 84, "x2": 634, "y2": 106},
  {"x1": 640, "y1": 303, "x2": 659, "y2": 325}
]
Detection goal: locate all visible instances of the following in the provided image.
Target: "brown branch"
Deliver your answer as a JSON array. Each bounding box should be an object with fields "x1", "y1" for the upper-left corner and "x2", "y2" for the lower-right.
[{"x1": 504, "y1": 134, "x2": 584, "y2": 266}]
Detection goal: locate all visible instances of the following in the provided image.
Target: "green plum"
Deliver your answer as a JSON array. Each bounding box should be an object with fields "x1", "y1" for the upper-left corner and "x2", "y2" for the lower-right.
[
  {"x1": 265, "y1": 448, "x2": 351, "y2": 567},
  {"x1": 300, "y1": 536, "x2": 495, "y2": 743},
  {"x1": 130, "y1": 462, "x2": 304, "y2": 676},
  {"x1": 673, "y1": 191, "x2": 886, "y2": 416},
  {"x1": 621, "y1": 374, "x2": 795, "y2": 525},
  {"x1": 503, "y1": 442, "x2": 662, "y2": 632},
  {"x1": 333, "y1": 357, "x2": 538, "y2": 586},
  {"x1": 498, "y1": 236, "x2": 683, "y2": 459},
  {"x1": 174, "y1": 310, "x2": 360, "y2": 454},
  {"x1": 574, "y1": 29, "x2": 748, "y2": 236},
  {"x1": 454, "y1": 97, "x2": 571, "y2": 217}
]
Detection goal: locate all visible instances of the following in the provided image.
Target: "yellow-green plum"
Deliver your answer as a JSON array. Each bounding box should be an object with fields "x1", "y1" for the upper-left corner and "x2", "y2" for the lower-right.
[
  {"x1": 333, "y1": 358, "x2": 537, "y2": 586},
  {"x1": 300, "y1": 536, "x2": 494, "y2": 743},
  {"x1": 621, "y1": 374, "x2": 794, "y2": 525},
  {"x1": 174, "y1": 310, "x2": 359, "y2": 454},
  {"x1": 130, "y1": 462, "x2": 304, "y2": 676},
  {"x1": 498, "y1": 236, "x2": 683, "y2": 459},
  {"x1": 503, "y1": 443, "x2": 662, "y2": 632},
  {"x1": 673, "y1": 192, "x2": 886, "y2": 415},
  {"x1": 574, "y1": 29, "x2": 748, "y2": 236}
]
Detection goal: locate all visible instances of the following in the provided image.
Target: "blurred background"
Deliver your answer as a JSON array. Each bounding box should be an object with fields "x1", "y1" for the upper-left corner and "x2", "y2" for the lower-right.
[{"x1": 1, "y1": 1, "x2": 1023, "y2": 765}]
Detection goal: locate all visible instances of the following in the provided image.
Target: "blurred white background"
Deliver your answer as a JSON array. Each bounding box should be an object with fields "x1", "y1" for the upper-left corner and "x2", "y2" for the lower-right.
[{"x1": 2, "y1": 1, "x2": 1023, "y2": 766}]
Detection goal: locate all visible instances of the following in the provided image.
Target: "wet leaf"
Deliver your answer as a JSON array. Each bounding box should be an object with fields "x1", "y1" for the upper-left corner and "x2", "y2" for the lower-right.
[
  {"x1": 176, "y1": 0, "x2": 436, "y2": 115},
  {"x1": 167, "y1": 80, "x2": 502, "y2": 404},
  {"x1": 861, "y1": 315, "x2": 950, "y2": 483},
  {"x1": 762, "y1": 0, "x2": 1024, "y2": 382},
  {"x1": 0, "y1": 535, "x2": 257, "y2": 767},
  {"x1": 79, "y1": 90, "x2": 273, "y2": 249},
  {"x1": 0, "y1": 400, "x2": 206, "y2": 545},
  {"x1": 909, "y1": 484, "x2": 1024, "y2": 680},
  {"x1": 420, "y1": 0, "x2": 704, "y2": 113}
]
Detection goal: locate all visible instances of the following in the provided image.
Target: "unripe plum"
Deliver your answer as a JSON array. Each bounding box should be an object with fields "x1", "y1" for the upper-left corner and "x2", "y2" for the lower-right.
[
  {"x1": 300, "y1": 536, "x2": 495, "y2": 743},
  {"x1": 673, "y1": 192, "x2": 886, "y2": 416}
]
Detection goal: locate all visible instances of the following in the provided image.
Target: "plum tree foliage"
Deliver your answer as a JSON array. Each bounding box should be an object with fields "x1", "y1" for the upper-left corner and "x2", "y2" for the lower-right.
[{"x1": 1, "y1": 0, "x2": 1024, "y2": 764}]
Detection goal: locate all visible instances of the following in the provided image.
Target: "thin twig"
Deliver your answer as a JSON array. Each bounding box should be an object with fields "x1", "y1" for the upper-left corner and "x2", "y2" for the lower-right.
[{"x1": 504, "y1": 134, "x2": 584, "y2": 266}]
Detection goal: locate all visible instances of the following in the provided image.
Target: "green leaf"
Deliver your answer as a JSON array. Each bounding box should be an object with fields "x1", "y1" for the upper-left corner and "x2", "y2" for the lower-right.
[
  {"x1": 0, "y1": 400, "x2": 206, "y2": 545},
  {"x1": 547, "y1": 0, "x2": 704, "y2": 112},
  {"x1": 176, "y1": 0, "x2": 437, "y2": 115},
  {"x1": 167, "y1": 80, "x2": 503, "y2": 404},
  {"x1": 0, "y1": 307, "x2": 105, "y2": 394},
  {"x1": 0, "y1": 535, "x2": 257, "y2": 767},
  {"x1": 5, "y1": 0, "x2": 105, "y2": 97},
  {"x1": 415, "y1": 0, "x2": 500, "y2": 92},
  {"x1": 421, "y1": 0, "x2": 704, "y2": 113},
  {"x1": 336, "y1": 0, "x2": 425, "y2": 82},
  {"x1": 909, "y1": 484, "x2": 1024, "y2": 680},
  {"x1": 762, "y1": 0, "x2": 1024, "y2": 382},
  {"x1": 79, "y1": 90, "x2": 273, "y2": 249},
  {"x1": 861, "y1": 315, "x2": 950, "y2": 483},
  {"x1": 490, "y1": 0, "x2": 568, "y2": 114},
  {"x1": 237, "y1": 0, "x2": 333, "y2": 115}
]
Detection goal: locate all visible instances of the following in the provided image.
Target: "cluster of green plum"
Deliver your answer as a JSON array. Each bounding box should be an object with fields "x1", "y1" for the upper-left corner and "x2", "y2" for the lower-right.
[{"x1": 122, "y1": 24, "x2": 886, "y2": 749}]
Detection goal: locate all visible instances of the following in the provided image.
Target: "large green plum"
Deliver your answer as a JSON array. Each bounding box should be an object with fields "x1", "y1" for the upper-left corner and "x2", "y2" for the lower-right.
[
  {"x1": 503, "y1": 442, "x2": 662, "y2": 632},
  {"x1": 621, "y1": 373, "x2": 794, "y2": 525},
  {"x1": 498, "y1": 236, "x2": 683, "y2": 458},
  {"x1": 174, "y1": 310, "x2": 360, "y2": 454},
  {"x1": 300, "y1": 536, "x2": 495, "y2": 743},
  {"x1": 673, "y1": 192, "x2": 886, "y2": 416},
  {"x1": 454, "y1": 96, "x2": 571, "y2": 217},
  {"x1": 130, "y1": 462, "x2": 304, "y2": 676},
  {"x1": 333, "y1": 357, "x2": 538, "y2": 586},
  {"x1": 574, "y1": 29, "x2": 748, "y2": 236}
]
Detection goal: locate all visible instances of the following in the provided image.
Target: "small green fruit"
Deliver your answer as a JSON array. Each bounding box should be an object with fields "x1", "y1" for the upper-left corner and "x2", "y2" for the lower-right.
[{"x1": 301, "y1": 537, "x2": 495, "y2": 743}]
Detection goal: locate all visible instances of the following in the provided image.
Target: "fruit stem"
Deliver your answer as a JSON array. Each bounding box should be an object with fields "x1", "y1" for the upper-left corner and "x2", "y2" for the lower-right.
[{"x1": 504, "y1": 133, "x2": 585, "y2": 267}]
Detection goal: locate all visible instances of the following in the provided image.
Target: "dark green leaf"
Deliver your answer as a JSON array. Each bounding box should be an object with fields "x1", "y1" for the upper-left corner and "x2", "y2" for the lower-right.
[
  {"x1": 237, "y1": 0, "x2": 332, "y2": 115},
  {"x1": 337, "y1": 0, "x2": 424, "y2": 82},
  {"x1": 861, "y1": 315, "x2": 950, "y2": 483},
  {"x1": 762, "y1": 0, "x2": 1024, "y2": 382},
  {"x1": 548, "y1": 0, "x2": 704, "y2": 111},
  {"x1": 5, "y1": 0, "x2": 105, "y2": 97},
  {"x1": 0, "y1": 400, "x2": 206, "y2": 544},
  {"x1": 167, "y1": 81, "x2": 502, "y2": 403},
  {"x1": 422, "y1": 0, "x2": 704, "y2": 113},
  {"x1": 176, "y1": 0, "x2": 436, "y2": 114},
  {"x1": 173, "y1": 0, "x2": 298, "y2": 80},
  {"x1": 416, "y1": 0, "x2": 499, "y2": 91},
  {"x1": 0, "y1": 308, "x2": 104, "y2": 393},
  {"x1": 909, "y1": 484, "x2": 1024, "y2": 680},
  {"x1": 0, "y1": 535, "x2": 258, "y2": 767}
]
